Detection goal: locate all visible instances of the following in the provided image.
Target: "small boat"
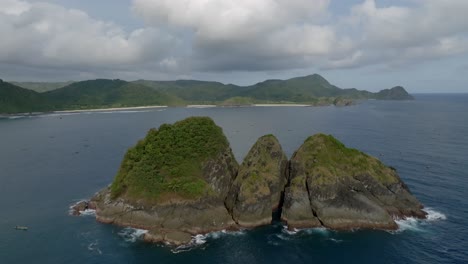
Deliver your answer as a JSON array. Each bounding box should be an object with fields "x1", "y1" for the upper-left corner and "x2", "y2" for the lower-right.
[{"x1": 14, "y1": 226, "x2": 28, "y2": 231}]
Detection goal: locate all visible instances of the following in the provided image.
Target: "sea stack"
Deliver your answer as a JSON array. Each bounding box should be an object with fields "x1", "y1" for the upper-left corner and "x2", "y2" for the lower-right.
[
  {"x1": 89, "y1": 117, "x2": 238, "y2": 245},
  {"x1": 282, "y1": 134, "x2": 426, "y2": 230},
  {"x1": 225, "y1": 135, "x2": 288, "y2": 227},
  {"x1": 74, "y1": 117, "x2": 427, "y2": 245}
]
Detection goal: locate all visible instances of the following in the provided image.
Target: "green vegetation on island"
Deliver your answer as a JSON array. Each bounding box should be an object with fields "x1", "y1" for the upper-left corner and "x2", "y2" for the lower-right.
[
  {"x1": 110, "y1": 117, "x2": 231, "y2": 202},
  {"x1": 73, "y1": 117, "x2": 425, "y2": 245},
  {"x1": 282, "y1": 133, "x2": 426, "y2": 230},
  {"x1": 291, "y1": 134, "x2": 398, "y2": 186}
]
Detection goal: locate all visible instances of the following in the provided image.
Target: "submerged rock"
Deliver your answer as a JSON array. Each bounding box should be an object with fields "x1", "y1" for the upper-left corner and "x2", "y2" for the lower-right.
[
  {"x1": 225, "y1": 135, "x2": 288, "y2": 227},
  {"x1": 282, "y1": 134, "x2": 426, "y2": 230}
]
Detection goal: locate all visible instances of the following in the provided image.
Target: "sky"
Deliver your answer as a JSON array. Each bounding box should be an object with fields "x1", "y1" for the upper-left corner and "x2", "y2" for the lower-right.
[{"x1": 0, "y1": 0, "x2": 467, "y2": 93}]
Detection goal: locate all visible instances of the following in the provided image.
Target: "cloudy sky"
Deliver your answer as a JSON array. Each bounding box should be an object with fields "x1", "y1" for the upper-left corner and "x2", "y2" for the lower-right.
[{"x1": 1, "y1": 0, "x2": 467, "y2": 92}]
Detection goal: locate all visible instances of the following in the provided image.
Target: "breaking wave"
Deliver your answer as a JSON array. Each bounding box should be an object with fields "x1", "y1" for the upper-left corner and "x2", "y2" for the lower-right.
[
  {"x1": 80, "y1": 209, "x2": 96, "y2": 216},
  {"x1": 393, "y1": 208, "x2": 446, "y2": 233},
  {"x1": 424, "y1": 208, "x2": 447, "y2": 221},
  {"x1": 68, "y1": 200, "x2": 95, "y2": 216},
  {"x1": 281, "y1": 225, "x2": 330, "y2": 236},
  {"x1": 171, "y1": 229, "x2": 246, "y2": 253},
  {"x1": 118, "y1": 228, "x2": 148, "y2": 243}
]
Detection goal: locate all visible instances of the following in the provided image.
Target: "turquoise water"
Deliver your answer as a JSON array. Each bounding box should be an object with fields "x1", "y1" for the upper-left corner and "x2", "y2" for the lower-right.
[{"x1": 0, "y1": 94, "x2": 466, "y2": 263}]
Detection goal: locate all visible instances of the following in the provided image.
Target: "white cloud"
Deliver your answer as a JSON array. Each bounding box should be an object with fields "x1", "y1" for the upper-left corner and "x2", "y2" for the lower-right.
[
  {"x1": 1, "y1": 0, "x2": 468, "y2": 79},
  {"x1": 336, "y1": 0, "x2": 468, "y2": 68},
  {"x1": 132, "y1": 0, "x2": 468, "y2": 72},
  {"x1": 0, "y1": 0, "x2": 178, "y2": 71},
  {"x1": 0, "y1": 0, "x2": 29, "y2": 15}
]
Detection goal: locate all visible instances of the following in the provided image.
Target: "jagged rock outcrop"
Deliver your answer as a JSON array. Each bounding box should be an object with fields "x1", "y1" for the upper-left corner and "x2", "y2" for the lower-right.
[
  {"x1": 225, "y1": 135, "x2": 288, "y2": 227},
  {"x1": 282, "y1": 134, "x2": 426, "y2": 230},
  {"x1": 89, "y1": 117, "x2": 239, "y2": 244},
  {"x1": 73, "y1": 117, "x2": 427, "y2": 245}
]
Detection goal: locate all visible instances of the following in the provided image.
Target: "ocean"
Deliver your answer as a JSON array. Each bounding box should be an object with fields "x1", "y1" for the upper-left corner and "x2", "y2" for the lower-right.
[{"x1": 0, "y1": 94, "x2": 466, "y2": 263}]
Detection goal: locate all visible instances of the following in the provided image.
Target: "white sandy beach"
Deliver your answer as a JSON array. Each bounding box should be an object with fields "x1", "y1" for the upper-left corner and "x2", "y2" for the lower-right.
[
  {"x1": 253, "y1": 104, "x2": 311, "y2": 107},
  {"x1": 53, "y1": 105, "x2": 168, "y2": 114},
  {"x1": 186, "y1": 105, "x2": 218, "y2": 108}
]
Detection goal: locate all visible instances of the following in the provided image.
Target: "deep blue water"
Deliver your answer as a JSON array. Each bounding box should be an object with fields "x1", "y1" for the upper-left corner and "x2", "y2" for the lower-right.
[{"x1": 0, "y1": 94, "x2": 467, "y2": 263}]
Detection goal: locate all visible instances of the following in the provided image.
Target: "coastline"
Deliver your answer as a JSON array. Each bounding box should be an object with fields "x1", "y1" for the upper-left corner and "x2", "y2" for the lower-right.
[
  {"x1": 52, "y1": 105, "x2": 168, "y2": 113},
  {"x1": 0, "y1": 105, "x2": 168, "y2": 118},
  {"x1": 1, "y1": 103, "x2": 319, "y2": 117},
  {"x1": 253, "y1": 104, "x2": 311, "y2": 107}
]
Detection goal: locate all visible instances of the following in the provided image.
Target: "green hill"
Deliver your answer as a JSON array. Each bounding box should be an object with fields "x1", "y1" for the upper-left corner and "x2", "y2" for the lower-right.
[
  {"x1": 374, "y1": 86, "x2": 415, "y2": 100},
  {"x1": 0, "y1": 80, "x2": 49, "y2": 114},
  {"x1": 1, "y1": 74, "x2": 414, "y2": 114},
  {"x1": 45, "y1": 79, "x2": 183, "y2": 110},
  {"x1": 133, "y1": 80, "x2": 240, "y2": 103},
  {"x1": 110, "y1": 117, "x2": 234, "y2": 202},
  {"x1": 135, "y1": 74, "x2": 411, "y2": 104}
]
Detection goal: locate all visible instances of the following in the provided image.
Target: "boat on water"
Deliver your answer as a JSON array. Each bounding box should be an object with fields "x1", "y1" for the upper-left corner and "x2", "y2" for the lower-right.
[{"x1": 14, "y1": 226, "x2": 28, "y2": 230}]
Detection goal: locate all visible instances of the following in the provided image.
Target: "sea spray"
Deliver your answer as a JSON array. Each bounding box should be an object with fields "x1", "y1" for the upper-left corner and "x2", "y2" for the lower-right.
[
  {"x1": 393, "y1": 208, "x2": 446, "y2": 233},
  {"x1": 118, "y1": 228, "x2": 148, "y2": 243},
  {"x1": 171, "y1": 229, "x2": 246, "y2": 253}
]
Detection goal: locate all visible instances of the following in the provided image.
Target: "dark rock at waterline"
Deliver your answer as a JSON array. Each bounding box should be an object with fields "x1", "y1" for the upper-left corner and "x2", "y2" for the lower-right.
[
  {"x1": 75, "y1": 118, "x2": 426, "y2": 245},
  {"x1": 71, "y1": 200, "x2": 95, "y2": 216},
  {"x1": 90, "y1": 117, "x2": 239, "y2": 245}
]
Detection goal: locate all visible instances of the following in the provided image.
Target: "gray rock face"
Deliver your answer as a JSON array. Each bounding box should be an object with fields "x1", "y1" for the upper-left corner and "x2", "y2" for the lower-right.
[
  {"x1": 77, "y1": 129, "x2": 427, "y2": 246},
  {"x1": 89, "y1": 117, "x2": 240, "y2": 245},
  {"x1": 202, "y1": 148, "x2": 239, "y2": 197},
  {"x1": 91, "y1": 188, "x2": 236, "y2": 239},
  {"x1": 281, "y1": 134, "x2": 426, "y2": 230},
  {"x1": 225, "y1": 135, "x2": 288, "y2": 227}
]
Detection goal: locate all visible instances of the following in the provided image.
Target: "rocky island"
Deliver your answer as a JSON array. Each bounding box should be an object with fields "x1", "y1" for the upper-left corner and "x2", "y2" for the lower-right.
[{"x1": 73, "y1": 117, "x2": 426, "y2": 245}]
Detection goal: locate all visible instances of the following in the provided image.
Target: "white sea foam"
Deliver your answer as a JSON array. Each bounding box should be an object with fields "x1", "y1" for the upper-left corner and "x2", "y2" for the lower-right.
[
  {"x1": 394, "y1": 217, "x2": 422, "y2": 232},
  {"x1": 281, "y1": 225, "x2": 330, "y2": 236},
  {"x1": 68, "y1": 200, "x2": 96, "y2": 216},
  {"x1": 393, "y1": 208, "x2": 446, "y2": 233},
  {"x1": 303, "y1": 227, "x2": 330, "y2": 235},
  {"x1": 328, "y1": 238, "x2": 343, "y2": 243},
  {"x1": 118, "y1": 228, "x2": 148, "y2": 243},
  {"x1": 424, "y1": 208, "x2": 447, "y2": 221},
  {"x1": 87, "y1": 240, "x2": 102, "y2": 255},
  {"x1": 193, "y1": 234, "x2": 207, "y2": 245},
  {"x1": 281, "y1": 226, "x2": 299, "y2": 235},
  {"x1": 80, "y1": 209, "x2": 96, "y2": 216},
  {"x1": 170, "y1": 229, "x2": 246, "y2": 253}
]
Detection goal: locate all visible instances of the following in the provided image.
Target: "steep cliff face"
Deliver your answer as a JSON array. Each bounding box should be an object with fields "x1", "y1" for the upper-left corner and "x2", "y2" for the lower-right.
[
  {"x1": 225, "y1": 135, "x2": 288, "y2": 227},
  {"x1": 282, "y1": 134, "x2": 426, "y2": 230},
  {"x1": 74, "y1": 119, "x2": 427, "y2": 245},
  {"x1": 90, "y1": 117, "x2": 239, "y2": 245}
]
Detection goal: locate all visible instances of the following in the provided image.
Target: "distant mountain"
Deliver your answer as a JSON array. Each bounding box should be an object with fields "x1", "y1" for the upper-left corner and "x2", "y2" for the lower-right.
[
  {"x1": 374, "y1": 86, "x2": 414, "y2": 100},
  {"x1": 11, "y1": 81, "x2": 73, "y2": 93},
  {"x1": 0, "y1": 75, "x2": 414, "y2": 114},
  {"x1": 134, "y1": 74, "x2": 406, "y2": 104}
]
